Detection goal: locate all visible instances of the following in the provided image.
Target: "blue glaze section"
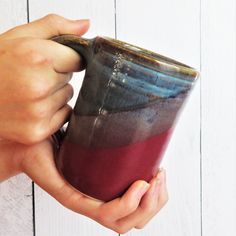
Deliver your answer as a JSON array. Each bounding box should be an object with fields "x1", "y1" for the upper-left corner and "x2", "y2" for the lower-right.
[
  {"x1": 115, "y1": 73, "x2": 183, "y2": 98},
  {"x1": 124, "y1": 60, "x2": 193, "y2": 86},
  {"x1": 95, "y1": 57, "x2": 192, "y2": 98},
  {"x1": 73, "y1": 38, "x2": 197, "y2": 114}
]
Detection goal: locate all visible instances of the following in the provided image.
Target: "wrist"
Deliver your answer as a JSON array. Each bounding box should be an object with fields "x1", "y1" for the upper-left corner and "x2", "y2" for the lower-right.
[{"x1": 0, "y1": 140, "x2": 23, "y2": 182}]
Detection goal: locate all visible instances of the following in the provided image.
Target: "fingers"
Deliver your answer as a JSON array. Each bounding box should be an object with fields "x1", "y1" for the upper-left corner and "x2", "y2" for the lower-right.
[
  {"x1": 48, "y1": 84, "x2": 74, "y2": 113},
  {"x1": 52, "y1": 44, "x2": 84, "y2": 73},
  {"x1": 38, "y1": 40, "x2": 84, "y2": 73},
  {"x1": 24, "y1": 104, "x2": 72, "y2": 144},
  {"x1": 156, "y1": 169, "x2": 169, "y2": 212},
  {"x1": 0, "y1": 15, "x2": 89, "y2": 145},
  {"x1": 49, "y1": 72, "x2": 74, "y2": 95},
  {"x1": 135, "y1": 169, "x2": 168, "y2": 229},
  {"x1": 16, "y1": 38, "x2": 84, "y2": 74},
  {"x1": 116, "y1": 176, "x2": 161, "y2": 230},
  {"x1": 22, "y1": 142, "x2": 168, "y2": 235},
  {"x1": 21, "y1": 139, "x2": 102, "y2": 217},
  {"x1": 98, "y1": 181, "x2": 150, "y2": 222},
  {"x1": 49, "y1": 104, "x2": 72, "y2": 134},
  {"x1": 1, "y1": 15, "x2": 90, "y2": 40},
  {"x1": 19, "y1": 38, "x2": 84, "y2": 87},
  {"x1": 34, "y1": 83, "x2": 73, "y2": 120},
  {"x1": 115, "y1": 170, "x2": 168, "y2": 233}
]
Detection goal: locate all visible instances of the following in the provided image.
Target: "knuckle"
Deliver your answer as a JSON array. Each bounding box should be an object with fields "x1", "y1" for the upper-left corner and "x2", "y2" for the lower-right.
[
  {"x1": 27, "y1": 80, "x2": 51, "y2": 100},
  {"x1": 14, "y1": 39, "x2": 51, "y2": 67},
  {"x1": 44, "y1": 14, "x2": 61, "y2": 24},
  {"x1": 30, "y1": 124, "x2": 47, "y2": 143},
  {"x1": 14, "y1": 37, "x2": 31, "y2": 49},
  {"x1": 26, "y1": 50, "x2": 50, "y2": 67},
  {"x1": 21, "y1": 124, "x2": 46, "y2": 144}
]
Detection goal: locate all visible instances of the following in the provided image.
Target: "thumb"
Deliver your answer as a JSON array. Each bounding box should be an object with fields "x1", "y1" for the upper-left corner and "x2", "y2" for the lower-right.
[
  {"x1": 1, "y1": 14, "x2": 90, "y2": 40},
  {"x1": 102, "y1": 181, "x2": 150, "y2": 221}
]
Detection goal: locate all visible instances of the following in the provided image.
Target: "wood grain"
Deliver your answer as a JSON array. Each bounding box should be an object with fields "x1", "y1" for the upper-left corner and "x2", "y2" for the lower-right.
[
  {"x1": 0, "y1": 174, "x2": 32, "y2": 236},
  {"x1": 0, "y1": 1, "x2": 33, "y2": 236},
  {"x1": 1, "y1": 0, "x2": 236, "y2": 236},
  {"x1": 116, "y1": 0, "x2": 201, "y2": 235},
  {"x1": 201, "y1": 0, "x2": 236, "y2": 235}
]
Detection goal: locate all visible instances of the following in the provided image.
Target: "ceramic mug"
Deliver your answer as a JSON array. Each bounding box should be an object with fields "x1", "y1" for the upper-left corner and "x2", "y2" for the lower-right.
[{"x1": 52, "y1": 35, "x2": 199, "y2": 202}]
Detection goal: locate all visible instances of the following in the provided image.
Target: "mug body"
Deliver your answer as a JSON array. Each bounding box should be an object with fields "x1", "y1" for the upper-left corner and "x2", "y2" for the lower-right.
[{"x1": 55, "y1": 36, "x2": 198, "y2": 201}]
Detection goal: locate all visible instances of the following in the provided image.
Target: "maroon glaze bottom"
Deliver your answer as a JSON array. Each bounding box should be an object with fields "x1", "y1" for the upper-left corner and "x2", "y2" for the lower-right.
[{"x1": 56, "y1": 129, "x2": 172, "y2": 202}]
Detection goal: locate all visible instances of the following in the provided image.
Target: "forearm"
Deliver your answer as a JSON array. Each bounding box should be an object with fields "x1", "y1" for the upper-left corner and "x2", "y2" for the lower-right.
[{"x1": 0, "y1": 140, "x2": 22, "y2": 182}]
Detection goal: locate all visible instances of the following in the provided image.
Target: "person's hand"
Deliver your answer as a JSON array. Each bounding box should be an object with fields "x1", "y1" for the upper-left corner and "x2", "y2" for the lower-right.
[
  {"x1": 0, "y1": 14, "x2": 89, "y2": 144},
  {"x1": 2, "y1": 139, "x2": 168, "y2": 233}
]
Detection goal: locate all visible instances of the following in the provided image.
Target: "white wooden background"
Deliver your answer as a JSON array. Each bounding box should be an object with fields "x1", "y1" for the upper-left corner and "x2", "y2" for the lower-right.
[{"x1": 0, "y1": 0, "x2": 236, "y2": 235}]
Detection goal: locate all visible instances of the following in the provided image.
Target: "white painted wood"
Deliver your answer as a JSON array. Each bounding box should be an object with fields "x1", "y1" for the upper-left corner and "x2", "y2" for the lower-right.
[
  {"x1": 1, "y1": 1, "x2": 234, "y2": 236},
  {"x1": 0, "y1": 0, "x2": 27, "y2": 33},
  {"x1": 29, "y1": 0, "x2": 117, "y2": 235},
  {"x1": 116, "y1": 1, "x2": 201, "y2": 235},
  {"x1": 201, "y1": 1, "x2": 236, "y2": 236},
  {"x1": 0, "y1": 1, "x2": 33, "y2": 236},
  {"x1": 0, "y1": 175, "x2": 32, "y2": 236}
]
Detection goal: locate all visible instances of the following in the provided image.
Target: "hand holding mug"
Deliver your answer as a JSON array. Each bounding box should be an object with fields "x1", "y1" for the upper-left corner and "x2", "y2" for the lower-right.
[
  {"x1": 0, "y1": 138, "x2": 168, "y2": 234},
  {"x1": 0, "y1": 14, "x2": 89, "y2": 144}
]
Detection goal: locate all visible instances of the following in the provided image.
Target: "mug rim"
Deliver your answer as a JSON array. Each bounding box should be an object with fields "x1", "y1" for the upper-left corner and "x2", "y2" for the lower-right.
[{"x1": 100, "y1": 36, "x2": 199, "y2": 80}]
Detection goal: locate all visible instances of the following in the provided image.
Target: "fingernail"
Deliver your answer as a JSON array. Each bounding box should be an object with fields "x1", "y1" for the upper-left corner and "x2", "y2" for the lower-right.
[
  {"x1": 137, "y1": 182, "x2": 150, "y2": 198},
  {"x1": 75, "y1": 19, "x2": 90, "y2": 24},
  {"x1": 152, "y1": 177, "x2": 162, "y2": 196}
]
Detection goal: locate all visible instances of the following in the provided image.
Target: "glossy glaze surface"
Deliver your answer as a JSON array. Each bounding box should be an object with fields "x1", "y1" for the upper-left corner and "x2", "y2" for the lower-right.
[{"x1": 53, "y1": 35, "x2": 198, "y2": 201}]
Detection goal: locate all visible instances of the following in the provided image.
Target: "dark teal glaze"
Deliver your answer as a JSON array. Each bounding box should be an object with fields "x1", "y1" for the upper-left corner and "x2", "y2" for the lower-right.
[{"x1": 53, "y1": 35, "x2": 198, "y2": 148}]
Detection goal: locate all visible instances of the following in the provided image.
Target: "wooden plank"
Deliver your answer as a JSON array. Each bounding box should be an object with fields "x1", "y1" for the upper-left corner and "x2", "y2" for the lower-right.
[
  {"x1": 201, "y1": 0, "x2": 236, "y2": 235},
  {"x1": 29, "y1": 0, "x2": 117, "y2": 235},
  {"x1": 116, "y1": 0, "x2": 201, "y2": 235},
  {"x1": 0, "y1": 0, "x2": 27, "y2": 32},
  {"x1": 0, "y1": 175, "x2": 32, "y2": 236},
  {"x1": 0, "y1": 1, "x2": 33, "y2": 236}
]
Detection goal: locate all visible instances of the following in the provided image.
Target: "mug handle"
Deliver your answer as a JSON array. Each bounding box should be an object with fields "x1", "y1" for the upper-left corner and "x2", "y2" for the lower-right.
[
  {"x1": 51, "y1": 35, "x2": 93, "y2": 149},
  {"x1": 51, "y1": 128, "x2": 66, "y2": 150},
  {"x1": 52, "y1": 35, "x2": 93, "y2": 63}
]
